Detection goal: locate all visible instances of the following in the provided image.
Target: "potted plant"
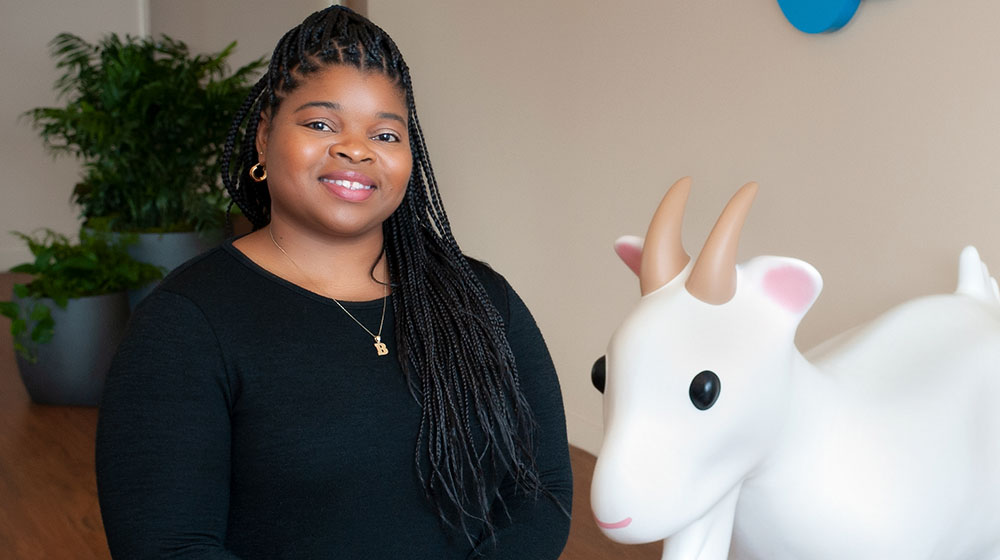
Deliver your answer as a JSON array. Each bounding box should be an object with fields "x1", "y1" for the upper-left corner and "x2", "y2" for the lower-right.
[
  {"x1": 0, "y1": 229, "x2": 162, "y2": 405},
  {"x1": 24, "y1": 33, "x2": 265, "y2": 303}
]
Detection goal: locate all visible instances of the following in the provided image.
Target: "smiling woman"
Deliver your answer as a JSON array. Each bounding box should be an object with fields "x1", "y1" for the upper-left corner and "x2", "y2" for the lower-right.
[
  {"x1": 94, "y1": 5, "x2": 572, "y2": 560},
  {"x1": 255, "y1": 66, "x2": 412, "y2": 253}
]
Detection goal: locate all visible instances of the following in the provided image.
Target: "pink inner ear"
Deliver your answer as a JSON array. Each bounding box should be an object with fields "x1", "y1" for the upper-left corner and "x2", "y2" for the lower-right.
[
  {"x1": 763, "y1": 265, "x2": 817, "y2": 314},
  {"x1": 614, "y1": 240, "x2": 642, "y2": 276}
]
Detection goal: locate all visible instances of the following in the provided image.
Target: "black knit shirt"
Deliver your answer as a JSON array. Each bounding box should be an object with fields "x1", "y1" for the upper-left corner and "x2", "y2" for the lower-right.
[{"x1": 96, "y1": 241, "x2": 572, "y2": 559}]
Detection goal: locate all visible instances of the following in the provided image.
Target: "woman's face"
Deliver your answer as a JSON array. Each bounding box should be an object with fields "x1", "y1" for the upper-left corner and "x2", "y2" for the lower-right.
[{"x1": 257, "y1": 64, "x2": 412, "y2": 242}]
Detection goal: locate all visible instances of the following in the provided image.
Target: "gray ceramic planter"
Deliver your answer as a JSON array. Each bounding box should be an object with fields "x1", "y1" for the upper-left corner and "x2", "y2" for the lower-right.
[
  {"x1": 127, "y1": 230, "x2": 222, "y2": 308},
  {"x1": 14, "y1": 292, "x2": 130, "y2": 406}
]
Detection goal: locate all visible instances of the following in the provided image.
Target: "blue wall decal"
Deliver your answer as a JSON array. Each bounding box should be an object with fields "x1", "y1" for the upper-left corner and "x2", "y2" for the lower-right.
[{"x1": 777, "y1": 0, "x2": 861, "y2": 33}]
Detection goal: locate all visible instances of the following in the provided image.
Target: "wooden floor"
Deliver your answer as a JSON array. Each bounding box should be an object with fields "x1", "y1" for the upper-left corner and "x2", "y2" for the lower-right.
[{"x1": 0, "y1": 272, "x2": 660, "y2": 559}]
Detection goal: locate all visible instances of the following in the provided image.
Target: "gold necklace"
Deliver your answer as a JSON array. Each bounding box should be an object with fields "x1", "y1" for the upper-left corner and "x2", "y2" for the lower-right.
[{"x1": 268, "y1": 226, "x2": 389, "y2": 357}]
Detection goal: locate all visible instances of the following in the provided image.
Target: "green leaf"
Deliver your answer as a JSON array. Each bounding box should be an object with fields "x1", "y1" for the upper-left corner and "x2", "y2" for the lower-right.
[
  {"x1": 31, "y1": 316, "x2": 56, "y2": 344},
  {"x1": 0, "y1": 301, "x2": 18, "y2": 319},
  {"x1": 13, "y1": 341, "x2": 36, "y2": 363},
  {"x1": 58, "y1": 255, "x2": 100, "y2": 270},
  {"x1": 29, "y1": 302, "x2": 50, "y2": 322}
]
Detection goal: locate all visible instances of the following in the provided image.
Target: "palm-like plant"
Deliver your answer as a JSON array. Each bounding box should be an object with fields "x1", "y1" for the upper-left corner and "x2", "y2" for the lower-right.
[{"x1": 25, "y1": 33, "x2": 266, "y2": 232}]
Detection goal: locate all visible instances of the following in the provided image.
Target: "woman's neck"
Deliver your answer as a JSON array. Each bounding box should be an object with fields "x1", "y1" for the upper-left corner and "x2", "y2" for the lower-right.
[{"x1": 234, "y1": 219, "x2": 389, "y2": 302}]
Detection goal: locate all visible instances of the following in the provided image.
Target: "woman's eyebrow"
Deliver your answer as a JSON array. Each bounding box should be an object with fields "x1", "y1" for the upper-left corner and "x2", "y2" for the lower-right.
[
  {"x1": 376, "y1": 112, "x2": 406, "y2": 124},
  {"x1": 293, "y1": 101, "x2": 340, "y2": 113},
  {"x1": 293, "y1": 102, "x2": 405, "y2": 124}
]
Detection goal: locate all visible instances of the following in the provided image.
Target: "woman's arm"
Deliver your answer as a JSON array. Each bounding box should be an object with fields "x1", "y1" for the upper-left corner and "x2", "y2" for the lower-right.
[
  {"x1": 472, "y1": 281, "x2": 573, "y2": 559},
  {"x1": 96, "y1": 290, "x2": 243, "y2": 559}
]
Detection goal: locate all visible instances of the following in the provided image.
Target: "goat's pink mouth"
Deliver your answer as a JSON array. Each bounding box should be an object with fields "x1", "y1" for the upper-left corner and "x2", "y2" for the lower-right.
[{"x1": 595, "y1": 516, "x2": 632, "y2": 529}]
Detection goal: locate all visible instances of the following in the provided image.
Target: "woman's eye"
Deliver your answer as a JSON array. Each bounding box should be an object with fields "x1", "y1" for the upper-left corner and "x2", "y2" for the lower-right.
[
  {"x1": 305, "y1": 121, "x2": 332, "y2": 132},
  {"x1": 373, "y1": 132, "x2": 400, "y2": 143}
]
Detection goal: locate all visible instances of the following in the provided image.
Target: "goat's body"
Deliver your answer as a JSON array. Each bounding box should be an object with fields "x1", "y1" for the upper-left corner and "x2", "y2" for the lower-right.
[
  {"x1": 592, "y1": 180, "x2": 1000, "y2": 560},
  {"x1": 733, "y1": 294, "x2": 1000, "y2": 560}
]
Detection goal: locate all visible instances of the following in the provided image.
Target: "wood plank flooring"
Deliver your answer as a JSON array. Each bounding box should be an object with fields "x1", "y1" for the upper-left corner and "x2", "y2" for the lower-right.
[
  {"x1": 0, "y1": 273, "x2": 110, "y2": 559},
  {"x1": 0, "y1": 272, "x2": 660, "y2": 559}
]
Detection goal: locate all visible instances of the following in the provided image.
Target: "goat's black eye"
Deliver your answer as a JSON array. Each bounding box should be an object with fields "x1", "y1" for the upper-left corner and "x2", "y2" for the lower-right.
[
  {"x1": 689, "y1": 370, "x2": 720, "y2": 410},
  {"x1": 591, "y1": 356, "x2": 606, "y2": 394}
]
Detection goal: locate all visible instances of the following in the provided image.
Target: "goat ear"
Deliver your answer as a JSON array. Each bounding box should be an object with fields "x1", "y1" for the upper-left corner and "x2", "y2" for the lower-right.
[
  {"x1": 615, "y1": 235, "x2": 644, "y2": 276},
  {"x1": 744, "y1": 257, "x2": 823, "y2": 319}
]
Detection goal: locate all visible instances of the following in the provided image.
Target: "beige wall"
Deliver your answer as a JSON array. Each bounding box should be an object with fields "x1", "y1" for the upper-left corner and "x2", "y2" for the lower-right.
[
  {"x1": 367, "y1": 0, "x2": 1000, "y2": 454},
  {"x1": 148, "y1": 0, "x2": 334, "y2": 71},
  {"x1": 0, "y1": 0, "x2": 144, "y2": 269},
  {"x1": 5, "y1": 1, "x2": 999, "y2": 455}
]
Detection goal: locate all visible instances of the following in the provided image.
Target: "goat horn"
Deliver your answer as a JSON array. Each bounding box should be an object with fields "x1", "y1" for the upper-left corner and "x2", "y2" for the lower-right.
[
  {"x1": 640, "y1": 177, "x2": 692, "y2": 296},
  {"x1": 686, "y1": 182, "x2": 758, "y2": 304}
]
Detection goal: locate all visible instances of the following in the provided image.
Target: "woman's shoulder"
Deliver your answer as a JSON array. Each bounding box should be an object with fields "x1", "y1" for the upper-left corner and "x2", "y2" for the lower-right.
[
  {"x1": 155, "y1": 244, "x2": 238, "y2": 295},
  {"x1": 137, "y1": 240, "x2": 261, "y2": 314},
  {"x1": 465, "y1": 256, "x2": 506, "y2": 290},
  {"x1": 465, "y1": 256, "x2": 512, "y2": 309},
  {"x1": 463, "y1": 257, "x2": 542, "y2": 333}
]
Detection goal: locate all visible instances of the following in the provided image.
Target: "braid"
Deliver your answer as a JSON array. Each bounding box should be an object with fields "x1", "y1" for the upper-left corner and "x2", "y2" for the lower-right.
[
  {"x1": 221, "y1": 77, "x2": 270, "y2": 228},
  {"x1": 221, "y1": 5, "x2": 562, "y2": 542}
]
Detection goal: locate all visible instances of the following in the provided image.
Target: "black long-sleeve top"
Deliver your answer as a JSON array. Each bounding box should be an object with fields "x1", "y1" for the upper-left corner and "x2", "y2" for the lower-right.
[{"x1": 95, "y1": 241, "x2": 572, "y2": 559}]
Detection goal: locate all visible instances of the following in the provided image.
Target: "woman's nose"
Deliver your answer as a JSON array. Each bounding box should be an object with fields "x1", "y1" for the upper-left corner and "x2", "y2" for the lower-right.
[{"x1": 331, "y1": 135, "x2": 374, "y2": 163}]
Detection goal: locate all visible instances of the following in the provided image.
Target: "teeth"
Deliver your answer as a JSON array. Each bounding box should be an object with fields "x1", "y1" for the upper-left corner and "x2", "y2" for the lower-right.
[{"x1": 323, "y1": 178, "x2": 372, "y2": 190}]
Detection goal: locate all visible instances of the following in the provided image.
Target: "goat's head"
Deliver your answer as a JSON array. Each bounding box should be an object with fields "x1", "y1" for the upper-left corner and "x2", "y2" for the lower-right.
[{"x1": 591, "y1": 177, "x2": 823, "y2": 544}]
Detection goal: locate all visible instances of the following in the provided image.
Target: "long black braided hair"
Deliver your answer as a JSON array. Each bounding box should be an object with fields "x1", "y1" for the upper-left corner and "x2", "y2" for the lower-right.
[{"x1": 220, "y1": 5, "x2": 558, "y2": 543}]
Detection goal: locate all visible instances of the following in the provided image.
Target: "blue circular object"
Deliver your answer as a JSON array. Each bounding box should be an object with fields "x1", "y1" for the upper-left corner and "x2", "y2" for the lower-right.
[{"x1": 777, "y1": 0, "x2": 861, "y2": 33}]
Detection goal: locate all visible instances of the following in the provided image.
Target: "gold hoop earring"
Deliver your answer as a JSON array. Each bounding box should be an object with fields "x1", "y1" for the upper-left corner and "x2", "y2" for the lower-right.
[{"x1": 249, "y1": 162, "x2": 267, "y2": 182}]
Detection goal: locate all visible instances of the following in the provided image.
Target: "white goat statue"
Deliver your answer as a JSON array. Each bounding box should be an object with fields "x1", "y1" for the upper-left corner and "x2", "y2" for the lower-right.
[{"x1": 590, "y1": 177, "x2": 1000, "y2": 560}]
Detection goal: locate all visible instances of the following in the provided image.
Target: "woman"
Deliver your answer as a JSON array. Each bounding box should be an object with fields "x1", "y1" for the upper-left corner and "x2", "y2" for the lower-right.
[{"x1": 96, "y1": 6, "x2": 572, "y2": 559}]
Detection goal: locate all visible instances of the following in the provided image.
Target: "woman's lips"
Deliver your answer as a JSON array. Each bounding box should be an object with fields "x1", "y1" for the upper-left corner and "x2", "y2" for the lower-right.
[
  {"x1": 595, "y1": 516, "x2": 632, "y2": 529},
  {"x1": 322, "y1": 169, "x2": 376, "y2": 186},
  {"x1": 320, "y1": 170, "x2": 376, "y2": 202}
]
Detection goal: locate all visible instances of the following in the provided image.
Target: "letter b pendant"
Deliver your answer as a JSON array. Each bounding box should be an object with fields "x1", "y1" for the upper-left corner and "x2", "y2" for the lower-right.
[{"x1": 374, "y1": 336, "x2": 389, "y2": 356}]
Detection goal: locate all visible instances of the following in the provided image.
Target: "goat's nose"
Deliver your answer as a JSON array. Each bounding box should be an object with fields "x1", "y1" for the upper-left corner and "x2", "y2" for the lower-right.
[{"x1": 591, "y1": 355, "x2": 606, "y2": 393}]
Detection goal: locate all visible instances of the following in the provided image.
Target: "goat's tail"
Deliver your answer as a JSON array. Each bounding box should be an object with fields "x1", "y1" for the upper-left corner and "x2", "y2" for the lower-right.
[{"x1": 956, "y1": 246, "x2": 1000, "y2": 306}]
